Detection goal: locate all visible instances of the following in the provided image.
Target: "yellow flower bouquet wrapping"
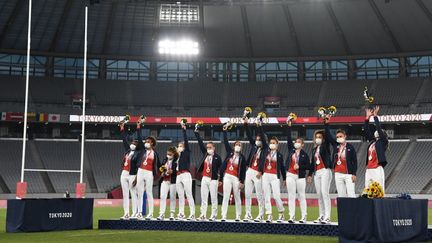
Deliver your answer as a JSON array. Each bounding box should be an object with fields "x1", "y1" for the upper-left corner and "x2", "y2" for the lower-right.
[{"x1": 362, "y1": 180, "x2": 384, "y2": 199}]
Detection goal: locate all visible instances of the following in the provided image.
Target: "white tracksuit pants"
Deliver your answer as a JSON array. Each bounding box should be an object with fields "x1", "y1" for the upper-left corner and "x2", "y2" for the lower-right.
[
  {"x1": 136, "y1": 168, "x2": 154, "y2": 215},
  {"x1": 365, "y1": 166, "x2": 385, "y2": 193},
  {"x1": 221, "y1": 174, "x2": 242, "y2": 219},
  {"x1": 335, "y1": 172, "x2": 356, "y2": 198},
  {"x1": 159, "y1": 180, "x2": 177, "y2": 216},
  {"x1": 314, "y1": 168, "x2": 332, "y2": 219},
  {"x1": 176, "y1": 172, "x2": 195, "y2": 216},
  {"x1": 120, "y1": 170, "x2": 138, "y2": 216},
  {"x1": 286, "y1": 172, "x2": 306, "y2": 219},
  {"x1": 244, "y1": 168, "x2": 264, "y2": 217},
  {"x1": 200, "y1": 176, "x2": 218, "y2": 217},
  {"x1": 262, "y1": 173, "x2": 284, "y2": 215}
]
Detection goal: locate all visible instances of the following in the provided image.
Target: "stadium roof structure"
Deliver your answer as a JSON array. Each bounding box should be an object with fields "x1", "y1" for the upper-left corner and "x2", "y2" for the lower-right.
[{"x1": 0, "y1": 0, "x2": 432, "y2": 60}]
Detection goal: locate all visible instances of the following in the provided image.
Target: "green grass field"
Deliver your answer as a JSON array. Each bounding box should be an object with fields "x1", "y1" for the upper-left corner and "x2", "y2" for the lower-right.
[{"x1": 0, "y1": 206, "x2": 430, "y2": 243}]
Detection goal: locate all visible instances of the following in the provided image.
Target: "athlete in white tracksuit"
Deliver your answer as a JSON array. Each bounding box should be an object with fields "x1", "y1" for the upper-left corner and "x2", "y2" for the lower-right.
[
  {"x1": 243, "y1": 119, "x2": 266, "y2": 222},
  {"x1": 364, "y1": 106, "x2": 388, "y2": 193},
  {"x1": 219, "y1": 128, "x2": 247, "y2": 221},
  {"x1": 194, "y1": 130, "x2": 222, "y2": 221},
  {"x1": 310, "y1": 118, "x2": 333, "y2": 225},
  {"x1": 119, "y1": 122, "x2": 141, "y2": 220},
  {"x1": 135, "y1": 120, "x2": 160, "y2": 220},
  {"x1": 175, "y1": 123, "x2": 196, "y2": 220},
  {"x1": 157, "y1": 146, "x2": 178, "y2": 220},
  {"x1": 285, "y1": 120, "x2": 312, "y2": 223}
]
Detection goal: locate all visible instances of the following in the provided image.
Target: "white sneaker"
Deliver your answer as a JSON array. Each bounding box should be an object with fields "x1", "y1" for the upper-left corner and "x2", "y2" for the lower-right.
[
  {"x1": 209, "y1": 215, "x2": 217, "y2": 221},
  {"x1": 266, "y1": 214, "x2": 273, "y2": 223},
  {"x1": 198, "y1": 214, "x2": 206, "y2": 221},
  {"x1": 130, "y1": 213, "x2": 138, "y2": 220},
  {"x1": 254, "y1": 215, "x2": 263, "y2": 222},
  {"x1": 169, "y1": 212, "x2": 175, "y2": 220},
  {"x1": 276, "y1": 213, "x2": 285, "y2": 223},
  {"x1": 313, "y1": 216, "x2": 323, "y2": 223},
  {"x1": 176, "y1": 213, "x2": 185, "y2": 220},
  {"x1": 243, "y1": 214, "x2": 252, "y2": 222},
  {"x1": 136, "y1": 213, "x2": 144, "y2": 220},
  {"x1": 145, "y1": 214, "x2": 153, "y2": 220},
  {"x1": 235, "y1": 216, "x2": 241, "y2": 222},
  {"x1": 120, "y1": 214, "x2": 129, "y2": 220},
  {"x1": 221, "y1": 217, "x2": 227, "y2": 222},
  {"x1": 156, "y1": 214, "x2": 164, "y2": 220},
  {"x1": 299, "y1": 216, "x2": 306, "y2": 224},
  {"x1": 287, "y1": 216, "x2": 295, "y2": 223},
  {"x1": 187, "y1": 214, "x2": 195, "y2": 221},
  {"x1": 321, "y1": 218, "x2": 331, "y2": 224}
]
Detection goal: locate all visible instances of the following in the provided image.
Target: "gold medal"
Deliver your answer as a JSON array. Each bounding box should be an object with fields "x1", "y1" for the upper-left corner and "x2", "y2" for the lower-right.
[
  {"x1": 267, "y1": 165, "x2": 272, "y2": 170},
  {"x1": 316, "y1": 160, "x2": 321, "y2": 165},
  {"x1": 143, "y1": 161, "x2": 147, "y2": 166},
  {"x1": 124, "y1": 162, "x2": 128, "y2": 166},
  {"x1": 206, "y1": 168, "x2": 210, "y2": 173},
  {"x1": 369, "y1": 155, "x2": 372, "y2": 161},
  {"x1": 229, "y1": 166, "x2": 234, "y2": 171},
  {"x1": 336, "y1": 160, "x2": 341, "y2": 166},
  {"x1": 253, "y1": 162, "x2": 257, "y2": 167}
]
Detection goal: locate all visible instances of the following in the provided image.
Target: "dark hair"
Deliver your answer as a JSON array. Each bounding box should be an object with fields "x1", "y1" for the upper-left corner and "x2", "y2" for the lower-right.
[
  {"x1": 234, "y1": 140, "x2": 242, "y2": 146},
  {"x1": 296, "y1": 137, "x2": 305, "y2": 144},
  {"x1": 167, "y1": 146, "x2": 179, "y2": 160},
  {"x1": 314, "y1": 130, "x2": 324, "y2": 138},
  {"x1": 146, "y1": 136, "x2": 157, "y2": 147},
  {"x1": 270, "y1": 136, "x2": 279, "y2": 143},
  {"x1": 336, "y1": 129, "x2": 346, "y2": 135}
]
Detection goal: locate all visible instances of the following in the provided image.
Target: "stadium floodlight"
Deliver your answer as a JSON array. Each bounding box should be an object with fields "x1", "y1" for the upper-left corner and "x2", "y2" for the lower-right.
[{"x1": 158, "y1": 39, "x2": 199, "y2": 55}]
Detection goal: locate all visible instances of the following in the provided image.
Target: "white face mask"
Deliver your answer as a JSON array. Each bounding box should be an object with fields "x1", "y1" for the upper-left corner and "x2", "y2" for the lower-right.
[
  {"x1": 167, "y1": 155, "x2": 173, "y2": 160},
  {"x1": 177, "y1": 147, "x2": 184, "y2": 153},
  {"x1": 234, "y1": 145, "x2": 241, "y2": 153},
  {"x1": 129, "y1": 144, "x2": 136, "y2": 151},
  {"x1": 374, "y1": 131, "x2": 379, "y2": 139},
  {"x1": 207, "y1": 149, "x2": 214, "y2": 155},
  {"x1": 336, "y1": 137, "x2": 346, "y2": 144},
  {"x1": 269, "y1": 143, "x2": 278, "y2": 150},
  {"x1": 294, "y1": 142, "x2": 302, "y2": 150},
  {"x1": 255, "y1": 140, "x2": 262, "y2": 147},
  {"x1": 144, "y1": 142, "x2": 151, "y2": 149},
  {"x1": 315, "y1": 138, "x2": 323, "y2": 145}
]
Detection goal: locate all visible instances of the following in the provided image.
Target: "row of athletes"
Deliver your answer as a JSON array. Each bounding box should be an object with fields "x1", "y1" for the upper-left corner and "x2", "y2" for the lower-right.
[{"x1": 119, "y1": 106, "x2": 388, "y2": 224}]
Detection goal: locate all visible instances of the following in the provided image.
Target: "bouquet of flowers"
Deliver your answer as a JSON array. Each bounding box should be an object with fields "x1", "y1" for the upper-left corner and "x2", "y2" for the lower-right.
[
  {"x1": 243, "y1": 107, "x2": 252, "y2": 119},
  {"x1": 362, "y1": 180, "x2": 384, "y2": 199},
  {"x1": 195, "y1": 120, "x2": 204, "y2": 132},
  {"x1": 287, "y1": 112, "x2": 297, "y2": 122}
]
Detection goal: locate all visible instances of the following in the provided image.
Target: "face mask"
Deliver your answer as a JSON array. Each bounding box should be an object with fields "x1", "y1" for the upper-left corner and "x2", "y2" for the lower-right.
[
  {"x1": 234, "y1": 145, "x2": 241, "y2": 153},
  {"x1": 144, "y1": 142, "x2": 151, "y2": 149},
  {"x1": 177, "y1": 147, "x2": 184, "y2": 153},
  {"x1": 294, "y1": 143, "x2": 302, "y2": 149},
  {"x1": 269, "y1": 143, "x2": 277, "y2": 150},
  {"x1": 336, "y1": 137, "x2": 346, "y2": 144},
  {"x1": 167, "y1": 155, "x2": 173, "y2": 160},
  {"x1": 315, "y1": 138, "x2": 323, "y2": 145},
  {"x1": 207, "y1": 149, "x2": 214, "y2": 155},
  {"x1": 129, "y1": 144, "x2": 136, "y2": 151},
  {"x1": 374, "y1": 131, "x2": 379, "y2": 139},
  {"x1": 255, "y1": 141, "x2": 262, "y2": 147}
]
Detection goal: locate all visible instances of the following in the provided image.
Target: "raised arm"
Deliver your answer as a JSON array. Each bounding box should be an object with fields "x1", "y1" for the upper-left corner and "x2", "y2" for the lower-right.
[
  {"x1": 120, "y1": 124, "x2": 129, "y2": 151},
  {"x1": 222, "y1": 130, "x2": 233, "y2": 154},
  {"x1": 286, "y1": 123, "x2": 294, "y2": 151},
  {"x1": 364, "y1": 108, "x2": 374, "y2": 142},
  {"x1": 372, "y1": 107, "x2": 388, "y2": 145},
  {"x1": 244, "y1": 121, "x2": 255, "y2": 146},
  {"x1": 194, "y1": 131, "x2": 207, "y2": 155},
  {"x1": 182, "y1": 127, "x2": 190, "y2": 151},
  {"x1": 324, "y1": 119, "x2": 337, "y2": 148}
]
